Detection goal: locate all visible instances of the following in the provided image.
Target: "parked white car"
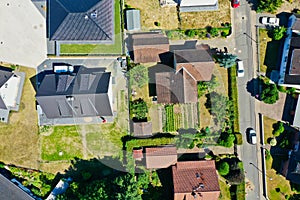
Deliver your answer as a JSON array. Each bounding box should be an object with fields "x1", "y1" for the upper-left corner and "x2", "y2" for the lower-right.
[
  {"x1": 261, "y1": 17, "x2": 280, "y2": 26},
  {"x1": 236, "y1": 60, "x2": 244, "y2": 77}
]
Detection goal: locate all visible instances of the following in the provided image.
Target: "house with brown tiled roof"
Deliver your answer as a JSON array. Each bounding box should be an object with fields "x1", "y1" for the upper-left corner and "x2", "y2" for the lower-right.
[
  {"x1": 131, "y1": 32, "x2": 170, "y2": 63},
  {"x1": 156, "y1": 44, "x2": 215, "y2": 104},
  {"x1": 172, "y1": 160, "x2": 220, "y2": 200}
]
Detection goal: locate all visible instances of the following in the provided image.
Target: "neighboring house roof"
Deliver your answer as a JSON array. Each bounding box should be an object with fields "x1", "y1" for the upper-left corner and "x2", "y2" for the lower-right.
[
  {"x1": 48, "y1": 0, "x2": 114, "y2": 41},
  {"x1": 172, "y1": 160, "x2": 220, "y2": 200},
  {"x1": 145, "y1": 146, "x2": 177, "y2": 169},
  {"x1": 132, "y1": 32, "x2": 170, "y2": 63},
  {"x1": 155, "y1": 44, "x2": 214, "y2": 104},
  {"x1": 0, "y1": 174, "x2": 35, "y2": 200},
  {"x1": 0, "y1": 68, "x2": 25, "y2": 123},
  {"x1": 292, "y1": 15, "x2": 300, "y2": 31},
  {"x1": 132, "y1": 121, "x2": 153, "y2": 137},
  {"x1": 179, "y1": 0, "x2": 218, "y2": 12},
  {"x1": 36, "y1": 66, "x2": 113, "y2": 119},
  {"x1": 126, "y1": 10, "x2": 141, "y2": 31},
  {"x1": 286, "y1": 132, "x2": 300, "y2": 184},
  {"x1": 293, "y1": 97, "x2": 300, "y2": 128}
]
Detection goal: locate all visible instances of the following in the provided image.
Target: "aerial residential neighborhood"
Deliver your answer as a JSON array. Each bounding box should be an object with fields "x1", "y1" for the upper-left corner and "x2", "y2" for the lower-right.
[{"x1": 1, "y1": 0, "x2": 300, "y2": 200}]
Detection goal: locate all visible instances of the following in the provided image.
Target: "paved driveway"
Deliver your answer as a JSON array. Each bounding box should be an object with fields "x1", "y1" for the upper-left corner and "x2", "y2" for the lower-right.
[{"x1": 0, "y1": 0, "x2": 47, "y2": 67}]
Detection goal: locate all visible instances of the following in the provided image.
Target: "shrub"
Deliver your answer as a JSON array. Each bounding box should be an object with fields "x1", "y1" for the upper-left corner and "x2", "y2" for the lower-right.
[
  {"x1": 265, "y1": 149, "x2": 271, "y2": 160},
  {"x1": 154, "y1": 21, "x2": 160, "y2": 26},
  {"x1": 235, "y1": 133, "x2": 243, "y2": 145},
  {"x1": 270, "y1": 26, "x2": 286, "y2": 40},
  {"x1": 269, "y1": 138, "x2": 277, "y2": 146},
  {"x1": 221, "y1": 31, "x2": 227, "y2": 37},
  {"x1": 185, "y1": 29, "x2": 196, "y2": 37},
  {"x1": 210, "y1": 28, "x2": 219, "y2": 37},
  {"x1": 272, "y1": 121, "x2": 284, "y2": 137},
  {"x1": 217, "y1": 161, "x2": 230, "y2": 176},
  {"x1": 260, "y1": 81, "x2": 279, "y2": 104}
]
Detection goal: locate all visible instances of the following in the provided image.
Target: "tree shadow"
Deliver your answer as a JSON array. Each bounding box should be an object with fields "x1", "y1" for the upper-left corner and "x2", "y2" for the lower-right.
[
  {"x1": 244, "y1": 0, "x2": 257, "y2": 11},
  {"x1": 282, "y1": 94, "x2": 296, "y2": 123},
  {"x1": 62, "y1": 157, "x2": 125, "y2": 183},
  {"x1": 246, "y1": 78, "x2": 259, "y2": 98}
]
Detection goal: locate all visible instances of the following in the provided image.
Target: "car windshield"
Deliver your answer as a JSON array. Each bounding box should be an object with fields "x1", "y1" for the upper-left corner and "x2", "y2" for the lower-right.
[{"x1": 238, "y1": 70, "x2": 244, "y2": 73}]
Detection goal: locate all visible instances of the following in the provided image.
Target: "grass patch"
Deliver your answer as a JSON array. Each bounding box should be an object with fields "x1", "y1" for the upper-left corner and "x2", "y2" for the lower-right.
[
  {"x1": 180, "y1": 0, "x2": 231, "y2": 29},
  {"x1": 125, "y1": 136, "x2": 176, "y2": 152},
  {"x1": 41, "y1": 126, "x2": 83, "y2": 161},
  {"x1": 0, "y1": 66, "x2": 39, "y2": 169},
  {"x1": 259, "y1": 28, "x2": 281, "y2": 73},
  {"x1": 218, "y1": 178, "x2": 231, "y2": 200},
  {"x1": 125, "y1": 0, "x2": 178, "y2": 30},
  {"x1": 263, "y1": 116, "x2": 277, "y2": 143},
  {"x1": 60, "y1": 0, "x2": 122, "y2": 55},
  {"x1": 236, "y1": 181, "x2": 245, "y2": 200},
  {"x1": 85, "y1": 123, "x2": 127, "y2": 158},
  {"x1": 228, "y1": 66, "x2": 240, "y2": 133}
]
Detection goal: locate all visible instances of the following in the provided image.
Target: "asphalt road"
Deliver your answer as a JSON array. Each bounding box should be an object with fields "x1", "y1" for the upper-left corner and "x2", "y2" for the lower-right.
[{"x1": 233, "y1": 1, "x2": 261, "y2": 199}]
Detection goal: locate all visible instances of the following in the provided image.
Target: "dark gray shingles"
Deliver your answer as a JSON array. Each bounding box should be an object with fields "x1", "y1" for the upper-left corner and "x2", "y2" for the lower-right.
[
  {"x1": 0, "y1": 174, "x2": 34, "y2": 200},
  {"x1": 49, "y1": 0, "x2": 113, "y2": 41},
  {"x1": 0, "y1": 97, "x2": 7, "y2": 109},
  {"x1": 36, "y1": 67, "x2": 112, "y2": 118},
  {"x1": 0, "y1": 69, "x2": 13, "y2": 87}
]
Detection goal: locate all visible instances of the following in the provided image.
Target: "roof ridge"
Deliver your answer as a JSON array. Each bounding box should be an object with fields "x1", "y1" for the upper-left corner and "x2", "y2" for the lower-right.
[{"x1": 55, "y1": 0, "x2": 70, "y2": 13}]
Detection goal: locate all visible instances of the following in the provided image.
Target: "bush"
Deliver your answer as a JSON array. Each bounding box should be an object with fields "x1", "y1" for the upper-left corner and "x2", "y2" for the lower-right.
[
  {"x1": 217, "y1": 161, "x2": 230, "y2": 176},
  {"x1": 269, "y1": 138, "x2": 277, "y2": 146},
  {"x1": 218, "y1": 132, "x2": 235, "y2": 148},
  {"x1": 154, "y1": 21, "x2": 160, "y2": 27},
  {"x1": 185, "y1": 29, "x2": 196, "y2": 37},
  {"x1": 210, "y1": 28, "x2": 219, "y2": 37},
  {"x1": 270, "y1": 26, "x2": 286, "y2": 40},
  {"x1": 260, "y1": 80, "x2": 279, "y2": 104},
  {"x1": 235, "y1": 133, "x2": 243, "y2": 145},
  {"x1": 265, "y1": 149, "x2": 271, "y2": 160},
  {"x1": 272, "y1": 121, "x2": 284, "y2": 137}
]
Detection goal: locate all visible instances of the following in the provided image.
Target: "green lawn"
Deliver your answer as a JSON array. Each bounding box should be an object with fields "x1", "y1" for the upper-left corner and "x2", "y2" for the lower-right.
[
  {"x1": 85, "y1": 123, "x2": 127, "y2": 158},
  {"x1": 41, "y1": 126, "x2": 83, "y2": 161},
  {"x1": 60, "y1": 0, "x2": 122, "y2": 55}
]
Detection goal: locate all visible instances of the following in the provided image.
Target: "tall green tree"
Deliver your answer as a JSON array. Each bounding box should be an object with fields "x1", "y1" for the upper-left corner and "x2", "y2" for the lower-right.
[
  {"x1": 217, "y1": 161, "x2": 230, "y2": 176},
  {"x1": 260, "y1": 82, "x2": 279, "y2": 104}
]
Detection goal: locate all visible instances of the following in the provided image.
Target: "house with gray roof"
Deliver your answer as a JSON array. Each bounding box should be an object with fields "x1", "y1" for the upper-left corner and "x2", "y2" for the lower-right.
[
  {"x1": 47, "y1": 0, "x2": 114, "y2": 43},
  {"x1": 0, "y1": 174, "x2": 35, "y2": 200},
  {"x1": 0, "y1": 67, "x2": 25, "y2": 123},
  {"x1": 36, "y1": 66, "x2": 113, "y2": 125}
]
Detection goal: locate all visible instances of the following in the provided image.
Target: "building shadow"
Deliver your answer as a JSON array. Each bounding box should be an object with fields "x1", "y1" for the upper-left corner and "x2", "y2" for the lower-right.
[
  {"x1": 281, "y1": 94, "x2": 295, "y2": 123},
  {"x1": 264, "y1": 40, "x2": 282, "y2": 76}
]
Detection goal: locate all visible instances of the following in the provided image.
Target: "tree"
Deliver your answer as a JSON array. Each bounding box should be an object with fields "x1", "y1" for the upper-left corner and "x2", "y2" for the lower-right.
[
  {"x1": 218, "y1": 132, "x2": 235, "y2": 147},
  {"x1": 260, "y1": 80, "x2": 279, "y2": 104},
  {"x1": 197, "y1": 75, "x2": 219, "y2": 97},
  {"x1": 217, "y1": 161, "x2": 230, "y2": 176},
  {"x1": 128, "y1": 65, "x2": 148, "y2": 88},
  {"x1": 130, "y1": 98, "x2": 148, "y2": 120},
  {"x1": 271, "y1": 26, "x2": 286, "y2": 40},
  {"x1": 257, "y1": 0, "x2": 283, "y2": 13},
  {"x1": 272, "y1": 121, "x2": 284, "y2": 137},
  {"x1": 113, "y1": 174, "x2": 142, "y2": 200},
  {"x1": 216, "y1": 53, "x2": 238, "y2": 69}
]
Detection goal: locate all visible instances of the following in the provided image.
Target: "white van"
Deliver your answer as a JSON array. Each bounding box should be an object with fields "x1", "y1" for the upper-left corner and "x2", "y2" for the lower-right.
[{"x1": 236, "y1": 60, "x2": 245, "y2": 77}]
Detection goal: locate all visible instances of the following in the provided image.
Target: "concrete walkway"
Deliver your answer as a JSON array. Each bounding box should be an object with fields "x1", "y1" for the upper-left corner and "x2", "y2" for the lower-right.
[{"x1": 0, "y1": 0, "x2": 47, "y2": 67}]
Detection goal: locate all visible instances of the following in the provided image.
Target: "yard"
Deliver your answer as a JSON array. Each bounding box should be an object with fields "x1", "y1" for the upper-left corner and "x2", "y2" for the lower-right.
[
  {"x1": 199, "y1": 66, "x2": 229, "y2": 129},
  {"x1": 0, "y1": 66, "x2": 40, "y2": 169},
  {"x1": 263, "y1": 116, "x2": 297, "y2": 199},
  {"x1": 218, "y1": 177, "x2": 231, "y2": 200},
  {"x1": 125, "y1": 0, "x2": 231, "y2": 30},
  {"x1": 60, "y1": 0, "x2": 122, "y2": 55},
  {"x1": 259, "y1": 28, "x2": 282, "y2": 73},
  {"x1": 180, "y1": 0, "x2": 231, "y2": 29},
  {"x1": 125, "y1": 0, "x2": 178, "y2": 30},
  {"x1": 40, "y1": 126, "x2": 83, "y2": 161}
]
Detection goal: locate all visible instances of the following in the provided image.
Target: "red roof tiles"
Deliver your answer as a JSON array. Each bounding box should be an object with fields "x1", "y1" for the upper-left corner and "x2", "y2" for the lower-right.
[{"x1": 172, "y1": 160, "x2": 220, "y2": 200}]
